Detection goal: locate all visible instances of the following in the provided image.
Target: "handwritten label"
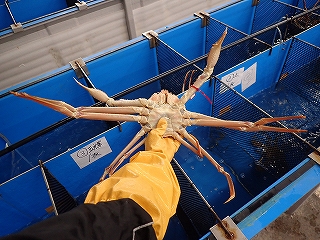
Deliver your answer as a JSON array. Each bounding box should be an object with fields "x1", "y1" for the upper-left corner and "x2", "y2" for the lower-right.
[
  {"x1": 71, "y1": 137, "x2": 112, "y2": 169},
  {"x1": 220, "y1": 67, "x2": 244, "y2": 93},
  {"x1": 242, "y1": 62, "x2": 257, "y2": 92}
]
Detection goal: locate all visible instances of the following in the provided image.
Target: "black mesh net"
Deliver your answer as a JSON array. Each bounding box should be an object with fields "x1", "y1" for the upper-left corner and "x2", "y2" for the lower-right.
[
  {"x1": 214, "y1": 38, "x2": 271, "y2": 75},
  {"x1": 206, "y1": 38, "x2": 320, "y2": 193},
  {"x1": 211, "y1": 79, "x2": 313, "y2": 182},
  {"x1": 251, "y1": 0, "x2": 299, "y2": 33},
  {"x1": 156, "y1": 40, "x2": 189, "y2": 73},
  {"x1": 0, "y1": 118, "x2": 109, "y2": 184},
  {"x1": 171, "y1": 160, "x2": 218, "y2": 237},
  {"x1": 297, "y1": 0, "x2": 320, "y2": 9},
  {"x1": 205, "y1": 18, "x2": 246, "y2": 53},
  {"x1": 252, "y1": 0, "x2": 320, "y2": 35},
  {"x1": 206, "y1": 5, "x2": 319, "y2": 76},
  {"x1": 276, "y1": 38, "x2": 320, "y2": 146},
  {"x1": 206, "y1": 17, "x2": 271, "y2": 75},
  {"x1": 40, "y1": 162, "x2": 78, "y2": 214},
  {"x1": 155, "y1": 39, "x2": 206, "y2": 95},
  {"x1": 153, "y1": 15, "x2": 320, "y2": 235}
]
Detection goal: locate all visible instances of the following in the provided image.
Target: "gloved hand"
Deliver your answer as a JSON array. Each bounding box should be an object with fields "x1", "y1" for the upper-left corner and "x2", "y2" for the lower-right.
[
  {"x1": 85, "y1": 118, "x2": 181, "y2": 239},
  {"x1": 144, "y1": 117, "x2": 181, "y2": 161}
]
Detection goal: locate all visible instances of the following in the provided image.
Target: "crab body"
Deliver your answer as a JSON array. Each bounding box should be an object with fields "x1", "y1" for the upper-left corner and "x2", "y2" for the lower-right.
[{"x1": 141, "y1": 90, "x2": 186, "y2": 135}]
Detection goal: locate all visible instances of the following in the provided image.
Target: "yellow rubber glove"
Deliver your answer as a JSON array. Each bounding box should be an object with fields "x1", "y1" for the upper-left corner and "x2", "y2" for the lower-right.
[{"x1": 85, "y1": 118, "x2": 181, "y2": 239}]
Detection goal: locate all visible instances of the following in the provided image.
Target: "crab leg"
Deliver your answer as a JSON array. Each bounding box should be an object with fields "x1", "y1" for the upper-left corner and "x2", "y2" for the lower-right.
[
  {"x1": 179, "y1": 129, "x2": 235, "y2": 203},
  {"x1": 187, "y1": 114, "x2": 307, "y2": 133},
  {"x1": 75, "y1": 79, "x2": 154, "y2": 107},
  {"x1": 239, "y1": 116, "x2": 307, "y2": 132},
  {"x1": 76, "y1": 112, "x2": 147, "y2": 123},
  {"x1": 106, "y1": 138, "x2": 146, "y2": 177},
  {"x1": 10, "y1": 91, "x2": 147, "y2": 123},
  {"x1": 79, "y1": 106, "x2": 149, "y2": 115},
  {"x1": 100, "y1": 128, "x2": 146, "y2": 181},
  {"x1": 180, "y1": 29, "x2": 227, "y2": 105},
  {"x1": 172, "y1": 132, "x2": 202, "y2": 157},
  {"x1": 10, "y1": 91, "x2": 77, "y2": 117},
  {"x1": 200, "y1": 147, "x2": 235, "y2": 203}
]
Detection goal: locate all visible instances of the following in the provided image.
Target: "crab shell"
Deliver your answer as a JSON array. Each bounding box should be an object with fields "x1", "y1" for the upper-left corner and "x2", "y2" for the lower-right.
[{"x1": 144, "y1": 90, "x2": 185, "y2": 137}]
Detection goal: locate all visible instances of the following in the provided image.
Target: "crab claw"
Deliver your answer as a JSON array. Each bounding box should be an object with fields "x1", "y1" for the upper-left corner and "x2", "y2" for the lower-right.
[
  {"x1": 180, "y1": 29, "x2": 227, "y2": 105},
  {"x1": 203, "y1": 28, "x2": 227, "y2": 77}
]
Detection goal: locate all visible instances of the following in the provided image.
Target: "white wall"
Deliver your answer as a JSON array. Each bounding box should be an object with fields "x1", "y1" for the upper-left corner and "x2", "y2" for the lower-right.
[
  {"x1": 0, "y1": 0, "x2": 231, "y2": 91},
  {"x1": 133, "y1": 0, "x2": 228, "y2": 35}
]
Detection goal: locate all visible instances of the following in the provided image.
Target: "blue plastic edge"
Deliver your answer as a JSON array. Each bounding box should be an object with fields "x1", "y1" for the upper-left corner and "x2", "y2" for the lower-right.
[
  {"x1": 237, "y1": 159, "x2": 320, "y2": 239},
  {"x1": 0, "y1": 0, "x2": 106, "y2": 38},
  {"x1": 200, "y1": 158, "x2": 320, "y2": 239}
]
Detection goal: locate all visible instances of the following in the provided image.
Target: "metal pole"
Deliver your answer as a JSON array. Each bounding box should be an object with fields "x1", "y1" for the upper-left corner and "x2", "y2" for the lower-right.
[
  {"x1": 75, "y1": 61, "x2": 96, "y2": 89},
  {"x1": 39, "y1": 161, "x2": 59, "y2": 216},
  {"x1": 123, "y1": 0, "x2": 137, "y2": 39},
  {"x1": 5, "y1": 0, "x2": 18, "y2": 25}
]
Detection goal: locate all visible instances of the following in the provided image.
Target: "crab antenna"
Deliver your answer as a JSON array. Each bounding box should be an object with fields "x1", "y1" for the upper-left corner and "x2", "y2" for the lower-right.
[{"x1": 179, "y1": 28, "x2": 227, "y2": 105}]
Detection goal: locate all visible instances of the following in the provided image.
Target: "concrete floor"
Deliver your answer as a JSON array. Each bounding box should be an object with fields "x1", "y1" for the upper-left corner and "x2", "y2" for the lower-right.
[{"x1": 252, "y1": 186, "x2": 320, "y2": 240}]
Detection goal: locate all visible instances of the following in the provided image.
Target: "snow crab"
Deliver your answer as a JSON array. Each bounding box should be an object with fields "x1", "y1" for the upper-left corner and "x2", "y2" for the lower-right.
[{"x1": 10, "y1": 30, "x2": 307, "y2": 203}]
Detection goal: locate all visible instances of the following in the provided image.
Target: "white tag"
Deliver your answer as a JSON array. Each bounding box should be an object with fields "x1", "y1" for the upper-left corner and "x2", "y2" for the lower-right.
[
  {"x1": 242, "y1": 62, "x2": 257, "y2": 91},
  {"x1": 71, "y1": 137, "x2": 112, "y2": 169},
  {"x1": 220, "y1": 67, "x2": 244, "y2": 93}
]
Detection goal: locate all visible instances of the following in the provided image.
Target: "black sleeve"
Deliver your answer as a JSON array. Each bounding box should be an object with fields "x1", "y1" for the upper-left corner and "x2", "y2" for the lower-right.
[{"x1": 1, "y1": 198, "x2": 156, "y2": 240}]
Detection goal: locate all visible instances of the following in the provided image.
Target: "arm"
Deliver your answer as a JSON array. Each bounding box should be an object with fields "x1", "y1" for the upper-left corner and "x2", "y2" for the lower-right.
[
  {"x1": 85, "y1": 118, "x2": 181, "y2": 239},
  {"x1": 1, "y1": 118, "x2": 181, "y2": 240}
]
